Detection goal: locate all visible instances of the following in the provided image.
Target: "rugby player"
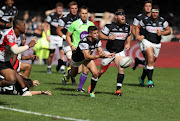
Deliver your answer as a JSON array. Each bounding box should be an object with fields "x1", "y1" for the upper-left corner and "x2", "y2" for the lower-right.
[
  {"x1": 132, "y1": 0, "x2": 152, "y2": 86},
  {"x1": 0, "y1": 17, "x2": 37, "y2": 95},
  {"x1": 11, "y1": 35, "x2": 36, "y2": 78},
  {"x1": 0, "y1": 0, "x2": 18, "y2": 33},
  {"x1": 135, "y1": 5, "x2": 171, "y2": 87},
  {"x1": 0, "y1": 75, "x2": 51, "y2": 96},
  {"x1": 63, "y1": 26, "x2": 114, "y2": 97},
  {"x1": 62, "y1": 6, "x2": 95, "y2": 89},
  {"x1": 132, "y1": 0, "x2": 152, "y2": 70},
  {"x1": 88, "y1": 9, "x2": 132, "y2": 96},
  {"x1": 56, "y1": 1, "x2": 79, "y2": 72},
  {"x1": 44, "y1": 2, "x2": 65, "y2": 74}
]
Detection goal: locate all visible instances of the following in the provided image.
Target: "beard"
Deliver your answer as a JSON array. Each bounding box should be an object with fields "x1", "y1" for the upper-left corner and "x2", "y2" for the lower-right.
[{"x1": 119, "y1": 19, "x2": 126, "y2": 25}]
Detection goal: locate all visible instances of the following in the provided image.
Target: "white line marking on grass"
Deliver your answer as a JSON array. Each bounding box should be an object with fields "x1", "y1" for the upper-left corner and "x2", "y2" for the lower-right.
[{"x1": 0, "y1": 106, "x2": 89, "y2": 121}]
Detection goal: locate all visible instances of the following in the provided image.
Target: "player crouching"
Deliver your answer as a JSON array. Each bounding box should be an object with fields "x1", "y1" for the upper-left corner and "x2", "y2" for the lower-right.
[{"x1": 62, "y1": 26, "x2": 114, "y2": 97}]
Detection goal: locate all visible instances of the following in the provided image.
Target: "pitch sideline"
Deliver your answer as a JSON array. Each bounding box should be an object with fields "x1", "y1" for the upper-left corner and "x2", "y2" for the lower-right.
[{"x1": 0, "y1": 106, "x2": 89, "y2": 121}]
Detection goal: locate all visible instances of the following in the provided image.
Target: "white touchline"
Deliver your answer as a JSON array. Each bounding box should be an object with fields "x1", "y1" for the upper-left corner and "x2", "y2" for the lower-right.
[{"x1": 0, "y1": 106, "x2": 89, "y2": 121}]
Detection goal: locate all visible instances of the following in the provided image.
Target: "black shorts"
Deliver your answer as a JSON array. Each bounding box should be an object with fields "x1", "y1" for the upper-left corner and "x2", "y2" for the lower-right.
[{"x1": 0, "y1": 61, "x2": 14, "y2": 71}]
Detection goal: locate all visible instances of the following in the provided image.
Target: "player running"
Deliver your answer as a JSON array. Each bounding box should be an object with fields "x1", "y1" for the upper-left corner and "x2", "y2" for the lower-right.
[
  {"x1": 63, "y1": 26, "x2": 114, "y2": 97},
  {"x1": 0, "y1": 17, "x2": 37, "y2": 95},
  {"x1": 132, "y1": 0, "x2": 152, "y2": 70},
  {"x1": 56, "y1": 1, "x2": 79, "y2": 74},
  {"x1": 61, "y1": 6, "x2": 95, "y2": 89},
  {"x1": 88, "y1": 9, "x2": 132, "y2": 96},
  {"x1": 135, "y1": 5, "x2": 171, "y2": 87},
  {"x1": 44, "y1": 2, "x2": 65, "y2": 74}
]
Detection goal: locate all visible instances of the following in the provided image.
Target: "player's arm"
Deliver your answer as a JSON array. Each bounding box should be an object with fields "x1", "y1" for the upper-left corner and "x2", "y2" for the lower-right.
[
  {"x1": 0, "y1": 10, "x2": 13, "y2": 28},
  {"x1": 23, "y1": 90, "x2": 52, "y2": 96},
  {"x1": 99, "y1": 25, "x2": 116, "y2": 40},
  {"x1": 125, "y1": 27, "x2": 132, "y2": 50},
  {"x1": 135, "y1": 22, "x2": 144, "y2": 41},
  {"x1": 30, "y1": 90, "x2": 52, "y2": 95},
  {"x1": 11, "y1": 54, "x2": 18, "y2": 66},
  {"x1": 56, "y1": 25, "x2": 66, "y2": 39},
  {"x1": 82, "y1": 49, "x2": 100, "y2": 60},
  {"x1": 125, "y1": 34, "x2": 132, "y2": 50},
  {"x1": 10, "y1": 37, "x2": 37, "y2": 54},
  {"x1": 56, "y1": 19, "x2": 66, "y2": 40},
  {"x1": 97, "y1": 47, "x2": 115, "y2": 58},
  {"x1": 44, "y1": 21, "x2": 50, "y2": 41},
  {"x1": 157, "y1": 21, "x2": 171, "y2": 36},
  {"x1": 21, "y1": 55, "x2": 36, "y2": 60}
]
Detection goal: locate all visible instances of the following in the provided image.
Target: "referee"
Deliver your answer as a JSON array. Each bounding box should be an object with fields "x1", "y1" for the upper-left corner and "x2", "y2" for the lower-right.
[{"x1": 63, "y1": 6, "x2": 95, "y2": 90}]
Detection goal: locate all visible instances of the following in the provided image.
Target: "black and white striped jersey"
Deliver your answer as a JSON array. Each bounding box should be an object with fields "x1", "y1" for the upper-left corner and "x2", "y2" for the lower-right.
[
  {"x1": 58, "y1": 13, "x2": 79, "y2": 35},
  {"x1": 46, "y1": 12, "x2": 61, "y2": 35},
  {"x1": 72, "y1": 37, "x2": 101, "y2": 62},
  {"x1": 133, "y1": 13, "x2": 148, "y2": 35},
  {"x1": 140, "y1": 16, "x2": 169, "y2": 44},
  {"x1": 0, "y1": 6, "x2": 18, "y2": 29},
  {"x1": 101, "y1": 22, "x2": 131, "y2": 53}
]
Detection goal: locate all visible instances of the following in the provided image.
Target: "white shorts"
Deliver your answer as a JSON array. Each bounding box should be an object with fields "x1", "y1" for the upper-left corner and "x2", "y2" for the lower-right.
[
  {"x1": 142, "y1": 39, "x2": 161, "y2": 58},
  {"x1": 49, "y1": 35, "x2": 63, "y2": 49},
  {"x1": 101, "y1": 49, "x2": 125, "y2": 66},
  {"x1": 71, "y1": 59, "x2": 85, "y2": 67},
  {"x1": 17, "y1": 62, "x2": 21, "y2": 72},
  {"x1": 139, "y1": 41, "x2": 144, "y2": 52},
  {"x1": 63, "y1": 41, "x2": 71, "y2": 53}
]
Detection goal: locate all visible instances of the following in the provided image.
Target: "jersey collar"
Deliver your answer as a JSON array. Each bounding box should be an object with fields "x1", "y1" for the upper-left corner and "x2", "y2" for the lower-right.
[{"x1": 79, "y1": 18, "x2": 89, "y2": 25}]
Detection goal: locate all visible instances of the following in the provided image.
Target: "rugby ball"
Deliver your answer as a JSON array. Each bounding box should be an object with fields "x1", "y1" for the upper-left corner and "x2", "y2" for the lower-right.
[{"x1": 120, "y1": 56, "x2": 132, "y2": 68}]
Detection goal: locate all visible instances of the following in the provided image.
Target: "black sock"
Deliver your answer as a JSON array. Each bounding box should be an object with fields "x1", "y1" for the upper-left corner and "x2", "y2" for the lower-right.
[
  {"x1": 141, "y1": 68, "x2": 147, "y2": 80},
  {"x1": 90, "y1": 77, "x2": 98, "y2": 93},
  {"x1": 117, "y1": 73, "x2": 124, "y2": 90},
  {"x1": 138, "y1": 59, "x2": 146, "y2": 65},
  {"x1": 63, "y1": 61, "x2": 69, "y2": 66},
  {"x1": 146, "y1": 66, "x2": 154, "y2": 81}
]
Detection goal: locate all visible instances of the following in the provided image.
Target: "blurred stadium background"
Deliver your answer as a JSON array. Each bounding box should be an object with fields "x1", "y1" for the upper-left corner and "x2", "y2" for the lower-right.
[{"x1": 1, "y1": 0, "x2": 180, "y2": 67}]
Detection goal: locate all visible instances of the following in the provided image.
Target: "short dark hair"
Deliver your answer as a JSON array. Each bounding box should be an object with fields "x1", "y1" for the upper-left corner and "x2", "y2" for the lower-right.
[
  {"x1": 152, "y1": 5, "x2": 160, "y2": 10},
  {"x1": 79, "y1": 5, "x2": 88, "y2": 12},
  {"x1": 69, "y1": 1, "x2": 78, "y2": 8},
  {"x1": 88, "y1": 26, "x2": 98, "y2": 33},
  {"x1": 56, "y1": 2, "x2": 63, "y2": 8},
  {"x1": 13, "y1": 15, "x2": 24, "y2": 28},
  {"x1": 144, "y1": 0, "x2": 152, "y2": 6}
]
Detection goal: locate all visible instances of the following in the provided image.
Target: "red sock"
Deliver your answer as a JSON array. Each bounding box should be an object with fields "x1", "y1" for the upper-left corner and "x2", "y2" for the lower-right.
[{"x1": 102, "y1": 64, "x2": 110, "y2": 73}]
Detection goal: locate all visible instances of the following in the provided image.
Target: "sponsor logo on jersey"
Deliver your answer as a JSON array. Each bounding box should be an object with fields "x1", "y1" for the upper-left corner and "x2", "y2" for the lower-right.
[{"x1": 80, "y1": 31, "x2": 88, "y2": 39}]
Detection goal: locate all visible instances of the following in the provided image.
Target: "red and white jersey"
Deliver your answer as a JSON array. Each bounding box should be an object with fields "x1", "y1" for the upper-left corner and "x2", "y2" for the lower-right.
[{"x1": 0, "y1": 28, "x2": 20, "y2": 62}]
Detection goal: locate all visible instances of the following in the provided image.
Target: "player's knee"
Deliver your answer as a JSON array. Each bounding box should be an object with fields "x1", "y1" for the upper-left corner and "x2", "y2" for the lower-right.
[
  {"x1": 26, "y1": 64, "x2": 31, "y2": 70},
  {"x1": 92, "y1": 71, "x2": 99, "y2": 79},
  {"x1": 148, "y1": 58, "x2": 154, "y2": 64},
  {"x1": 66, "y1": 51, "x2": 72, "y2": 60},
  {"x1": 49, "y1": 53, "x2": 54, "y2": 58},
  {"x1": 7, "y1": 75, "x2": 16, "y2": 84},
  {"x1": 83, "y1": 68, "x2": 89, "y2": 74}
]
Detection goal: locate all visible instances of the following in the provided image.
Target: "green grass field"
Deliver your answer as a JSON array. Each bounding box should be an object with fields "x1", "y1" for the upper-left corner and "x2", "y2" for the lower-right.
[{"x1": 0, "y1": 65, "x2": 180, "y2": 121}]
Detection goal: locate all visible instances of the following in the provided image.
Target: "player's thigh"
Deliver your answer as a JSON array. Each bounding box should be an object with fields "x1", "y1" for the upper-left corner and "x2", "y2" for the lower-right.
[
  {"x1": 20, "y1": 63, "x2": 31, "y2": 71},
  {"x1": 84, "y1": 60, "x2": 98, "y2": 78},
  {"x1": 145, "y1": 46, "x2": 155, "y2": 63},
  {"x1": 78, "y1": 64, "x2": 82, "y2": 74},
  {"x1": 0, "y1": 68, "x2": 16, "y2": 81},
  {"x1": 49, "y1": 36, "x2": 57, "y2": 50},
  {"x1": 83, "y1": 64, "x2": 89, "y2": 74},
  {"x1": 114, "y1": 56, "x2": 125, "y2": 73},
  {"x1": 71, "y1": 66, "x2": 78, "y2": 77}
]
